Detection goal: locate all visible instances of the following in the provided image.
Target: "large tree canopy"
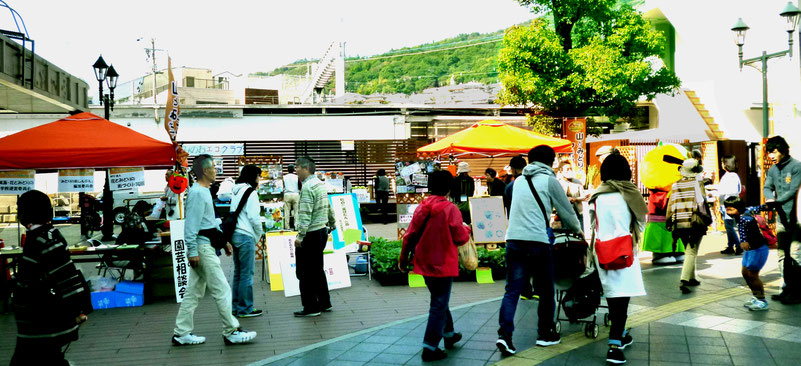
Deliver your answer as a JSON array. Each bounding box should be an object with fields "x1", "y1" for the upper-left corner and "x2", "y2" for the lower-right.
[{"x1": 498, "y1": 0, "x2": 680, "y2": 125}]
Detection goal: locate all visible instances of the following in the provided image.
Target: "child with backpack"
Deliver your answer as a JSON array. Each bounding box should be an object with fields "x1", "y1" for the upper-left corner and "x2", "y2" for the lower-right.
[{"x1": 723, "y1": 196, "x2": 772, "y2": 311}]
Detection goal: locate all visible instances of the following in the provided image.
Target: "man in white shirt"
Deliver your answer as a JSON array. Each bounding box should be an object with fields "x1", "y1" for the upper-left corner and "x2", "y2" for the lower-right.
[{"x1": 283, "y1": 165, "x2": 300, "y2": 230}]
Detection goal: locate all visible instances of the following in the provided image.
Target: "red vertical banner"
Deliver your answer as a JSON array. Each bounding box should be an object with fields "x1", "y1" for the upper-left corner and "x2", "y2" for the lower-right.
[{"x1": 562, "y1": 118, "x2": 587, "y2": 171}]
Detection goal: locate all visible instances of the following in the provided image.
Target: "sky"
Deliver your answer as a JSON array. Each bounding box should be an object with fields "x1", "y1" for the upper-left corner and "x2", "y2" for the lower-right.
[{"x1": 2, "y1": 0, "x2": 535, "y2": 89}]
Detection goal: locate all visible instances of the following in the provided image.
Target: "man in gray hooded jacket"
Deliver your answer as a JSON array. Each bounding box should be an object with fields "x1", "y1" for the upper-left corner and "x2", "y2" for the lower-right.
[{"x1": 496, "y1": 145, "x2": 583, "y2": 356}]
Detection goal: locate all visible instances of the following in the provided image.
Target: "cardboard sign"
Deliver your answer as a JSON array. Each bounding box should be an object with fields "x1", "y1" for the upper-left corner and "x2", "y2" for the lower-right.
[
  {"x1": 265, "y1": 232, "x2": 296, "y2": 291},
  {"x1": 109, "y1": 167, "x2": 145, "y2": 191},
  {"x1": 329, "y1": 193, "x2": 365, "y2": 250},
  {"x1": 0, "y1": 170, "x2": 35, "y2": 195},
  {"x1": 264, "y1": 231, "x2": 351, "y2": 296},
  {"x1": 469, "y1": 196, "x2": 508, "y2": 244},
  {"x1": 169, "y1": 220, "x2": 189, "y2": 303},
  {"x1": 58, "y1": 169, "x2": 94, "y2": 192}
]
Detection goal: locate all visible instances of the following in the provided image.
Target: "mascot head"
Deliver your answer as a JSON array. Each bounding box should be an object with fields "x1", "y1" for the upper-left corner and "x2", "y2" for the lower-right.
[{"x1": 640, "y1": 143, "x2": 689, "y2": 192}]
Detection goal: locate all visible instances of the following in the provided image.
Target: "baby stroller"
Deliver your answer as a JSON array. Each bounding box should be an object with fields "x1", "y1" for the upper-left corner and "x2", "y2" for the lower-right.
[{"x1": 551, "y1": 229, "x2": 607, "y2": 338}]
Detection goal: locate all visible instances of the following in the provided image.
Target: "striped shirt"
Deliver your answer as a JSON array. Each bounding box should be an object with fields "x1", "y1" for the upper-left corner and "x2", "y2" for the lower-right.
[
  {"x1": 666, "y1": 178, "x2": 705, "y2": 229},
  {"x1": 296, "y1": 175, "x2": 335, "y2": 242},
  {"x1": 14, "y1": 225, "x2": 91, "y2": 340}
]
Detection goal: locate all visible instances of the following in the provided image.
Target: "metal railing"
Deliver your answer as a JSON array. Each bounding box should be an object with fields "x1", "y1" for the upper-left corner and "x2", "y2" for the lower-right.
[{"x1": 183, "y1": 77, "x2": 229, "y2": 90}]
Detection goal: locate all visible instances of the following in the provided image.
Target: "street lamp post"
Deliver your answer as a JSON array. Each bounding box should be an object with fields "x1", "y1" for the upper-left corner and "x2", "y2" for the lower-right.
[
  {"x1": 92, "y1": 55, "x2": 119, "y2": 241},
  {"x1": 732, "y1": 2, "x2": 801, "y2": 138}
]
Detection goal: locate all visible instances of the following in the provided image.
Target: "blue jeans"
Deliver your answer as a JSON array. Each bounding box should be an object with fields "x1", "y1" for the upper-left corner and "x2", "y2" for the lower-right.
[
  {"x1": 423, "y1": 276, "x2": 455, "y2": 350},
  {"x1": 231, "y1": 233, "x2": 256, "y2": 315},
  {"x1": 721, "y1": 205, "x2": 740, "y2": 250},
  {"x1": 498, "y1": 240, "x2": 555, "y2": 338}
]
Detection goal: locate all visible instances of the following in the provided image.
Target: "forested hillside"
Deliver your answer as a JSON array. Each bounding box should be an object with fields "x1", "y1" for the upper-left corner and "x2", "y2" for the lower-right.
[{"x1": 257, "y1": 28, "x2": 518, "y2": 95}]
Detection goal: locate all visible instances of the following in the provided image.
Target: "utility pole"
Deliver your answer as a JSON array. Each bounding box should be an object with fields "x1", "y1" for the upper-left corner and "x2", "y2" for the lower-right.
[{"x1": 151, "y1": 38, "x2": 158, "y2": 104}]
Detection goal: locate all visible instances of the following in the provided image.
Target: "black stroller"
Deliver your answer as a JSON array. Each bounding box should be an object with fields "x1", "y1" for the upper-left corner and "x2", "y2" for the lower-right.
[{"x1": 551, "y1": 229, "x2": 607, "y2": 338}]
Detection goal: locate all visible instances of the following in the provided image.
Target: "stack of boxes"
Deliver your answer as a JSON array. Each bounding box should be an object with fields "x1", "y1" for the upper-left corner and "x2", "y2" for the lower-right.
[{"x1": 90, "y1": 280, "x2": 144, "y2": 310}]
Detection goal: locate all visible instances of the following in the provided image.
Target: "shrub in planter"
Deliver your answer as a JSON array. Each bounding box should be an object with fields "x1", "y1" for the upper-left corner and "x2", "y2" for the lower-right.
[
  {"x1": 477, "y1": 246, "x2": 507, "y2": 280},
  {"x1": 369, "y1": 236, "x2": 408, "y2": 286}
]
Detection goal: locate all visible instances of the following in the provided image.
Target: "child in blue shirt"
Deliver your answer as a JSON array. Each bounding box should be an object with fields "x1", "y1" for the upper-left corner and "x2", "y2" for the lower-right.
[{"x1": 724, "y1": 196, "x2": 770, "y2": 311}]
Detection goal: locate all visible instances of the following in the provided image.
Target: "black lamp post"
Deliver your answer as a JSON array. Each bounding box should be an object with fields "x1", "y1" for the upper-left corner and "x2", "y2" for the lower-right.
[
  {"x1": 93, "y1": 55, "x2": 120, "y2": 241},
  {"x1": 732, "y1": 2, "x2": 801, "y2": 138}
]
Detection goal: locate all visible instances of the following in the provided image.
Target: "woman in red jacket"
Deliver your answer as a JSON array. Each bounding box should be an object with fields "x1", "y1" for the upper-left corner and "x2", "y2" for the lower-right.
[{"x1": 399, "y1": 170, "x2": 472, "y2": 362}]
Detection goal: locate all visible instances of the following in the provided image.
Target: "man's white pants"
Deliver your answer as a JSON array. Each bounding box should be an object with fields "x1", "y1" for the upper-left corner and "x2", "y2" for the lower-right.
[{"x1": 174, "y1": 243, "x2": 239, "y2": 336}]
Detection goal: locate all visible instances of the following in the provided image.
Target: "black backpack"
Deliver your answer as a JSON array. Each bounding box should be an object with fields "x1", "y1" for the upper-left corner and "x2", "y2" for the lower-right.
[{"x1": 221, "y1": 187, "x2": 255, "y2": 243}]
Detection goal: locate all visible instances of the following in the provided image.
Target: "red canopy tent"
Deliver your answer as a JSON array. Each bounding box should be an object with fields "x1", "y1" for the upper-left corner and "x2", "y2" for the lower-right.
[
  {"x1": 417, "y1": 120, "x2": 572, "y2": 158},
  {"x1": 0, "y1": 112, "x2": 175, "y2": 170}
]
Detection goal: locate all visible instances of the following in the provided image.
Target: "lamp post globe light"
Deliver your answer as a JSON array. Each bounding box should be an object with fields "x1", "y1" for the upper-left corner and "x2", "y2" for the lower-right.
[
  {"x1": 732, "y1": 2, "x2": 801, "y2": 139},
  {"x1": 92, "y1": 55, "x2": 119, "y2": 241}
]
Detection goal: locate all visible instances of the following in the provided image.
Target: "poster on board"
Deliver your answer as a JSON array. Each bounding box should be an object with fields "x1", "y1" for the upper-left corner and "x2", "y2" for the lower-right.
[
  {"x1": 329, "y1": 193, "x2": 365, "y2": 250},
  {"x1": 169, "y1": 220, "x2": 189, "y2": 303},
  {"x1": 0, "y1": 170, "x2": 35, "y2": 195},
  {"x1": 469, "y1": 196, "x2": 507, "y2": 243},
  {"x1": 264, "y1": 232, "x2": 351, "y2": 296}
]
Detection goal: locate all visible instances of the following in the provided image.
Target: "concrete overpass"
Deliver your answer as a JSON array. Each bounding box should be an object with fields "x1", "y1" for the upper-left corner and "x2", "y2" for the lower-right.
[{"x1": 0, "y1": 30, "x2": 88, "y2": 113}]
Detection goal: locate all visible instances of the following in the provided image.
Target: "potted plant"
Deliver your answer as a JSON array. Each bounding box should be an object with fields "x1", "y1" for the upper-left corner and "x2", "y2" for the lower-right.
[{"x1": 369, "y1": 236, "x2": 408, "y2": 286}]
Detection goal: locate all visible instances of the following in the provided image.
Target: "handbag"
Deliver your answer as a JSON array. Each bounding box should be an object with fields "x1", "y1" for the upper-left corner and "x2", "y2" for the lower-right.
[
  {"x1": 221, "y1": 187, "x2": 254, "y2": 243},
  {"x1": 458, "y1": 235, "x2": 478, "y2": 271},
  {"x1": 592, "y1": 202, "x2": 634, "y2": 270}
]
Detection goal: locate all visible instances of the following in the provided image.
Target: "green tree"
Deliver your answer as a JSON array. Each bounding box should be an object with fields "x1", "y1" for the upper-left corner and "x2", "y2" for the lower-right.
[{"x1": 498, "y1": 0, "x2": 680, "y2": 132}]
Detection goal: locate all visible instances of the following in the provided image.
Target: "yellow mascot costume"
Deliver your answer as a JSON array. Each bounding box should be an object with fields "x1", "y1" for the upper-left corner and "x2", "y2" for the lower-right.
[{"x1": 640, "y1": 143, "x2": 689, "y2": 264}]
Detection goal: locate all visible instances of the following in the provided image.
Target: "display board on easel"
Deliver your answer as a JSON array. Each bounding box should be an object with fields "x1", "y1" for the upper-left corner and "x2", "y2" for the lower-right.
[
  {"x1": 468, "y1": 196, "x2": 507, "y2": 244},
  {"x1": 238, "y1": 155, "x2": 284, "y2": 197}
]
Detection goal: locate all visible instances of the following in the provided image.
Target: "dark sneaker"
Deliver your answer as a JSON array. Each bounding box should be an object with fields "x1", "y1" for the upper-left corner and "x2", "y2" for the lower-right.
[
  {"x1": 680, "y1": 285, "x2": 691, "y2": 294},
  {"x1": 421, "y1": 348, "x2": 447, "y2": 362},
  {"x1": 236, "y1": 309, "x2": 263, "y2": 318},
  {"x1": 772, "y1": 292, "x2": 788, "y2": 301},
  {"x1": 720, "y1": 247, "x2": 735, "y2": 254},
  {"x1": 606, "y1": 345, "x2": 626, "y2": 364},
  {"x1": 734, "y1": 248, "x2": 744, "y2": 255},
  {"x1": 536, "y1": 330, "x2": 561, "y2": 347},
  {"x1": 293, "y1": 309, "x2": 321, "y2": 317},
  {"x1": 496, "y1": 337, "x2": 516, "y2": 356},
  {"x1": 681, "y1": 279, "x2": 701, "y2": 286},
  {"x1": 619, "y1": 332, "x2": 634, "y2": 350},
  {"x1": 322, "y1": 306, "x2": 333, "y2": 312},
  {"x1": 444, "y1": 332, "x2": 462, "y2": 349}
]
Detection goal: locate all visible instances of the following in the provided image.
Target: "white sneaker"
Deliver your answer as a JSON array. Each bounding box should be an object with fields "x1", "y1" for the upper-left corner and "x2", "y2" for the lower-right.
[
  {"x1": 744, "y1": 296, "x2": 758, "y2": 307},
  {"x1": 224, "y1": 328, "x2": 257, "y2": 344},
  {"x1": 172, "y1": 333, "x2": 206, "y2": 345},
  {"x1": 746, "y1": 299, "x2": 769, "y2": 311},
  {"x1": 653, "y1": 256, "x2": 677, "y2": 264}
]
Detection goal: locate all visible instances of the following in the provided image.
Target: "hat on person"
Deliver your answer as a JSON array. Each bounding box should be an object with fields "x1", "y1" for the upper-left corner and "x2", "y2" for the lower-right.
[
  {"x1": 595, "y1": 146, "x2": 620, "y2": 158},
  {"x1": 456, "y1": 162, "x2": 470, "y2": 174},
  {"x1": 679, "y1": 158, "x2": 700, "y2": 178}
]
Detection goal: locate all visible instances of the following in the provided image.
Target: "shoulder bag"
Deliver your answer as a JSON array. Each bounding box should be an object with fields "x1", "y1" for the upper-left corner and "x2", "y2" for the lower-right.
[
  {"x1": 525, "y1": 175, "x2": 555, "y2": 244},
  {"x1": 592, "y1": 202, "x2": 634, "y2": 270},
  {"x1": 222, "y1": 187, "x2": 255, "y2": 243}
]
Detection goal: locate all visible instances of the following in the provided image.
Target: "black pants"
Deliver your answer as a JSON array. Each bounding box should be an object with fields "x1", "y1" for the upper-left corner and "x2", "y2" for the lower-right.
[
  {"x1": 11, "y1": 337, "x2": 70, "y2": 366},
  {"x1": 607, "y1": 297, "x2": 630, "y2": 344},
  {"x1": 375, "y1": 191, "x2": 389, "y2": 223},
  {"x1": 296, "y1": 228, "x2": 331, "y2": 312}
]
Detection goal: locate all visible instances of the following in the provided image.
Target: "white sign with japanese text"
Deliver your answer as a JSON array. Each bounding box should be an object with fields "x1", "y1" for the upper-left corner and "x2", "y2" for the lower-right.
[
  {"x1": 109, "y1": 167, "x2": 145, "y2": 191},
  {"x1": 58, "y1": 169, "x2": 94, "y2": 192},
  {"x1": 183, "y1": 143, "x2": 244, "y2": 156},
  {"x1": 280, "y1": 250, "x2": 351, "y2": 297},
  {"x1": 169, "y1": 220, "x2": 189, "y2": 303},
  {"x1": 0, "y1": 170, "x2": 35, "y2": 195}
]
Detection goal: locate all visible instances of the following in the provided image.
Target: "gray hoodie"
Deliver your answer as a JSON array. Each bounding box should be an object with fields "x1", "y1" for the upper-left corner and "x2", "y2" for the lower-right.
[{"x1": 506, "y1": 162, "x2": 581, "y2": 243}]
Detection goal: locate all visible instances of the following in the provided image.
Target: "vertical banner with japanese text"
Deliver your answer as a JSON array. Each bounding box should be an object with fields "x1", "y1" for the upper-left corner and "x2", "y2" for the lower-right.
[
  {"x1": 169, "y1": 220, "x2": 189, "y2": 303},
  {"x1": 562, "y1": 118, "x2": 587, "y2": 173},
  {"x1": 58, "y1": 169, "x2": 95, "y2": 192},
  {"x1": 163, "y1": 57, "x2": 188, "y2": 166},
  {"x1": 0, "y1": 170, "x2": 35, "y2": 195}
]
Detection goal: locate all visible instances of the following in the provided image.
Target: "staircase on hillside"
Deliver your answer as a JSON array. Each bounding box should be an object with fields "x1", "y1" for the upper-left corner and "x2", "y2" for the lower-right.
[
  {"x1": 301, "y1": 42, "x2": 345, "y2": 104},
  {"x1": 684, "y1": 89, "x2": 725, "y2": 140}
]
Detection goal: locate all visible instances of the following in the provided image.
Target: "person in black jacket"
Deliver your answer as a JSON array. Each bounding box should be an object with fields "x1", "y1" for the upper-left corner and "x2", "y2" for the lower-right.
[{"x1": 11, "y1": 190, "x2": 92, "y2": 365}]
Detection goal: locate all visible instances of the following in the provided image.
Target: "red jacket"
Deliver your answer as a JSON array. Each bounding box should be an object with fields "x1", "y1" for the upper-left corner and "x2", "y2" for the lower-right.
[{"x1": 400, "y1": 195, "x2": 471, "y2": 277}]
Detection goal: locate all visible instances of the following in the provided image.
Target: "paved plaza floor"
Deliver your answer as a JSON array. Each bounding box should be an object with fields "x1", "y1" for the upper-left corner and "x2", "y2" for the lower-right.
[{"x1": 2, "y1": 225, "x2": 801, "y2": 365}]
